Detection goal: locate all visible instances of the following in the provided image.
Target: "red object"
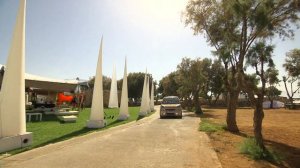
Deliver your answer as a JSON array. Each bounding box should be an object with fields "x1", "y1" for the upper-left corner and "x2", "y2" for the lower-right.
[{"x1": 57, "y1": 93, "x2": 73, "y2": 105}]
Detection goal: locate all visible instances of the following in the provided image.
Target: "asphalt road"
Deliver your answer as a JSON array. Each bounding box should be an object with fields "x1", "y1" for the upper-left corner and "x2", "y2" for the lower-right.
[{"x1": 1, "y1": 108, "x2": 222, "y2": 168}]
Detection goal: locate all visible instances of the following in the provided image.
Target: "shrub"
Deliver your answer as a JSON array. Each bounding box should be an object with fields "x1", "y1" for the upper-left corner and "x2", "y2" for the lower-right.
[
  {"x1": 239, "y1": 138, "x2": 283, "y2": 164},
  {"x1": 199, "y1": 119, "x2": 226, "y2": 133}
]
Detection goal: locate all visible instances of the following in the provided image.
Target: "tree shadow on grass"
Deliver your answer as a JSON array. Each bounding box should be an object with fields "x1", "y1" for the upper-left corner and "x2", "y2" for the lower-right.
[
  {"x1": 107, "y1": 119, "x2": 125, "y2": 126},
  {"x1": 9, "y1": 127, "x2": 97, "y2": 154},
  {"x1": 199, "y1": 112, "x2": 223, "y2": 119},
  {"x1": 264, "y1": 139, "x2": 300, "y2": 168},
  {"x1": 231, "y1": 131, "x2": 249, "y2": 138},
  {"x1": 226, "y1": 131, "x2": 299, "y2": 167},
  {"x1": 136, "y1": 115, "x2": 145, "y2": 121},
  {"x1": 28, "y1": 114, "x2": 59, "y2": 122},
  {"x1": 36, "y1": 127, "x2": 96, "y2": 147},
  {"x1": 22, "y1": 119, "x2": 132, "y2": 154}
]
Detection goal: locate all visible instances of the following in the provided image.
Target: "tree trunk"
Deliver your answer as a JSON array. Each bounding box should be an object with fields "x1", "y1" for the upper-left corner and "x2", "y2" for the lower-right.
[
  {"x1": 187, "y1": 97, "x2": 193, "y2": 111},
  {"x1": 289, "y1": 97, "x2": 294, "y2": 109},
  {"x1": 226, "y1": 91, "x2": 239, "y2": 132},
  {"x1": 194, "y1": 91, "x2": 203, "y2": 114},
  {"x1": 213, "y1": 93, "x2": 220, "y2": 106},
  {"x1": 253, "y1": 98, "x2": 266, "y2": 151},
  {"x1": 270, "y1": 99, "x2": 273, "y2": 109}
]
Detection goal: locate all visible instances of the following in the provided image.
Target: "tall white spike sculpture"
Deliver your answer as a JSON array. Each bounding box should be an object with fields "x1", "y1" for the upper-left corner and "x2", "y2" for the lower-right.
[
  {"x1": 150, "y1": 81, "x2": 155, "y2": 111},
  {"x1": 0, "y1": 0, "x2": 32, "y2": 153},
  {"x1": 139, "y1": 71, "x2": 148, "y2": 116},
  {"x1": 118, "y1": 58, "x2": 129, "y2": 120},
  {"x1": 108, "y1": 65, "x2": 118, "y2": 108},
  {"x1": 86, "y1": 37, "x2": 105, "y2": 128},
  {"x1": 146, "y1": 75, "x2": 151, "y2": 113}
]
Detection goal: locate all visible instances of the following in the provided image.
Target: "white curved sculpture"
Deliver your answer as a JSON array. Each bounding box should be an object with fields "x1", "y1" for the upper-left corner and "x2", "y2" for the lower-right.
[
  {"x1": 86, "y1": 37, "x2": 105, "y2": 128},
  {"x1": 118, "y1": 58, "x2": 129, "y2": 120},
  {"x1": 0, "y1": 0, "x2": 32, "y2": 153},
  {"x1": 150, "y1": 81, "x2": 155, "y2": 112},
  {"x1": 108, "y1": 65, "x2": 118, "y2": 108},
  {"x1": 139, "y1": 71, "x2": 148, "y2": 116}
]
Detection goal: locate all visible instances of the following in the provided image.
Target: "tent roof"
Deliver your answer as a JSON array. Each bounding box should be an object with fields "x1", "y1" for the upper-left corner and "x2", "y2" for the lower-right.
[
  {"x1": 1, "y1": 64, "x2": 88, "y2": 92},
  {"x1": 25, "y1": 73, "x2": 78, "y2": 84}
]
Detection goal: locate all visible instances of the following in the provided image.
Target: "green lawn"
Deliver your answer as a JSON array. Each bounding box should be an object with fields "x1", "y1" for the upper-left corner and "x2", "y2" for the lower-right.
[{"x1": 5, "y1": 107, "x2": 152, "y2": 155}]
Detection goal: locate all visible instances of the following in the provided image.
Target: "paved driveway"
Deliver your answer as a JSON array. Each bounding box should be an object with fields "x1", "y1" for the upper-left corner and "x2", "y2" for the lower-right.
[{"x1": 1, "y1": 108, "x2": 222, "y2": 168}]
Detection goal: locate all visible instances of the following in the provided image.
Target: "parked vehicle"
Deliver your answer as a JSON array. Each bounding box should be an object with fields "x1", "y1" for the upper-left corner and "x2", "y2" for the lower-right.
[{"x1": 160, "y1": 96, "x2": 182, "y2": 119}]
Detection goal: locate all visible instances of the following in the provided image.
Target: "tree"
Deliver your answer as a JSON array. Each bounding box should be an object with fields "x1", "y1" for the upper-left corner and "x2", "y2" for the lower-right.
[
  {"x1": 185, "y1": 0, "x2": 300, "y2": 133},
  {"x1": 265, "y1": 67, "x2": 281, "y2": 108},
  {"x1": 125, "y1": 72, "x2": 153, "y2": 100},
  {"x1": 265, "y1": 86, "x2": 282, "y2": 108},
  {"x1": 204, "y1": 59, "x2": 225, "y2": 105},
  {"x1": 282, "y1": 49, "x2": 300, "y2": 107},
  {"x1": 158, "y1": 72, "x2": 180, "y2": 97},
  {"x1": 243, "y1": 41, "x2": 275, "y2": 150},
  {"x1": 88, "y1": 75, "x2": 111, "y2": 90},
  {"x1": 176, "y1": 57, "x2": 209, "y2": 114}
]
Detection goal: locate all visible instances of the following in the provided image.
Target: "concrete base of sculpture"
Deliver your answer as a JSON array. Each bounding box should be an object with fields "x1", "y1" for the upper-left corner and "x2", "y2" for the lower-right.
[
  {"x1": 0, "y1": 132, "x2": 32, "y2": 153},
  {"x1": 138, "y1": 111, "x2": 147, "y2": 117},
  {"x1": 86, "y1": 120, "x2": 106, "y2": 128},
  {"x1": 118, "y1": 114, "x2": 129, "y2": 121}
]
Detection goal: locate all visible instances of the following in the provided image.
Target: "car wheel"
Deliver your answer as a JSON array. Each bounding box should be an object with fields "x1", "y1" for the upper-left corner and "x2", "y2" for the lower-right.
[
  {"x1": 178, "y1": 115, "x2": 182, "y2": 119},
  {"x1": 160, "y1": 115, "x2": 164, "y2": 119}
]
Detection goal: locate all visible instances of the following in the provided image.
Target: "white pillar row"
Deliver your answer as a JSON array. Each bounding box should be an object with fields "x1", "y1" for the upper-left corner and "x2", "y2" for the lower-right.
[
  {"x1": 150, "y1": 80, "x2": 155, "y2": 112},
  {"x1": 118, "y1": 57, "x2": 129, "y2": 120},
  {"x1": 86, "y1": 37, "x2": 105, "y2": 128},
  {"x1": 0, "y1": 0, "x2": 32, "y2": 153},
  {"x1": 108, "y1": 65, "x2": 118, "y2": 108},
  {"x1": 139, "y1": 71, "x2": 148, "y2": 116}
]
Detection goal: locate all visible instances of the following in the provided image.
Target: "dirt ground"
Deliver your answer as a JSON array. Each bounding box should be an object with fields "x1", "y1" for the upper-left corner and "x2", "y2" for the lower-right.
[{"x1": 201, "y1": 107, "x2": 300, "y2": 168}]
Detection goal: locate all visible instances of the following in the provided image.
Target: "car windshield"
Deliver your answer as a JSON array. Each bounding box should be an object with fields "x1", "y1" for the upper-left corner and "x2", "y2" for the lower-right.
[{"x1": 162, "y1": 97, "x2": 180, "y2": 104}]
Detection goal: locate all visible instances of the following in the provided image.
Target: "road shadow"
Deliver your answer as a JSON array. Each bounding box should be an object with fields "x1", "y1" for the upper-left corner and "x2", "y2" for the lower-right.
[
  {"x1": 184, "y1": 113, "x2": 201, "y2": 118},
  {"x1": 160, "y1": 116, "x2": 182, "y2": 119}
]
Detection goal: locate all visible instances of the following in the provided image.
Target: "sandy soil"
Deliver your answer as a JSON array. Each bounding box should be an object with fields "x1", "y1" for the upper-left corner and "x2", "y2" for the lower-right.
[{"x1": 201, "y1": 107, "x2": 300, "y2": 168}]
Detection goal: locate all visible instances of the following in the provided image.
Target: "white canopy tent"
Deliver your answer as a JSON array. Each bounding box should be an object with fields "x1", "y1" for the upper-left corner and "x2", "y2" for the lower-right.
[{"x1": 263, "y1": 101, "x2": 284, "y2": 109}]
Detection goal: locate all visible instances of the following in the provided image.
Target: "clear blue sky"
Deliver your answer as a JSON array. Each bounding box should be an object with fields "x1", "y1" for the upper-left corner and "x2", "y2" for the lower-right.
[{"x1": 0, "y1": 0, "x2": 300, "y2": 96}]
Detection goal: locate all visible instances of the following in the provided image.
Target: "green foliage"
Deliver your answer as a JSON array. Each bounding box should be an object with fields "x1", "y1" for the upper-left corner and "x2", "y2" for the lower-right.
[
  {"x1": 176, "y1": 57, "x2": 212, "y2": 113},
  {"x1": 88, "y1": 72, "x2": 154, "y2": 100},
  {"x1": 158, "y1": 71, "x2": 180, "y2": 97},
  {"x1": 265, "y1": 86, "x2": 281, "y2": 100},
  {"x1": 126, "y1": 72, "x2": 153, "y2": 100},
  {"x1": 88, "y1": 75, "x2": 112, "y2": 90},
  {"x1": 239, "y1": 138, "x2": 283, "y2": 164},
  {"x1": 266, "y1": 67, "x2": 279, "y2": 85},
  {"x1": 244, "y1": 42, "x2": 275, "y2": 94},
  {"x1": 283, "y1": 49, "x2": 300, "y2": 77},
  {"x1": 184, "y1": 0, "x2": 300, "y2": 96},
  {"x1": 4, "y1": 107, "x2": 141, "y2": 155},
  {"x1": 282, "y1": 49, "x2": 300, "y2": 102},
  {"x1": 199, "y1": 119, "x2": 226, "y2": 133},
  {"x1": 246, "y1": 42, "x2": 274, "y2": 69},
  {"x1": 203, "y1": 59, "x2": 225, "y2": 104},
  {"x1": 185, "y1": 0, "x2": 300, "y2": 149}
]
